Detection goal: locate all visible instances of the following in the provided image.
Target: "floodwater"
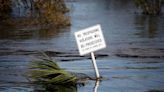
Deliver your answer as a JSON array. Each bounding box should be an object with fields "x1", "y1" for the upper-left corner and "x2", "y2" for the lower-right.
[{"x1": 0, "y1": 0, "x2": 164, "y2": 92}]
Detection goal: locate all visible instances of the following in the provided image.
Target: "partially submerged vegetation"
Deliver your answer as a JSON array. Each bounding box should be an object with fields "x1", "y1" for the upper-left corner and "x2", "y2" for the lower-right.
[
  {"x1": 1, "y1": 0, "x2": 163, "y2": 29},
  {"x1": 31, "y1": 0, "x2": 70, "y2": 28},
  {"x1": 28, "y1": 58, "x2": 77, "y2": 86},
  {"x1": 27, "y1": 53, "x2": 99, "y2": 89},
  {"x1": 0, "y1": 0, "x2": 70, "y2": 29}
]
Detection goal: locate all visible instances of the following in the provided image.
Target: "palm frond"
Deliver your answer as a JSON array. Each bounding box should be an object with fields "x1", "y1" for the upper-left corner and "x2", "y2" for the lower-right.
[
  {"x1": 30, "y1": 59, "x2": 60, "y2": 70},
  {"x1": 28, "y1": 57, "x2": 77, "y2": 85}
]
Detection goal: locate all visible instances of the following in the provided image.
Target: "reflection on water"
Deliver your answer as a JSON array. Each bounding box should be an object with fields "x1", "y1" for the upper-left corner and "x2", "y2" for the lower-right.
[
  {"x1": 134, "y1": 15, "x2": 161, "y2": 38},
  {"x1": 0, "y1": 27, "x2": 68, "y2": 40},
  {"x1": 93, "y1": 80, "x2": 100, "y2": 92},
  {"x1": 33, "y1": 84, "x2": 77, "y2": 92}
]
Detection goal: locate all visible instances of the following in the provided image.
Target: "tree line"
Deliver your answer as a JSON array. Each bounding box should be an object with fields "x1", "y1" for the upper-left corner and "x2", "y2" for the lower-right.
[
  {"x1": 0, "y1": 0, "x2": 70, "y2": 28},
  {"x1": 0, "y1": 0, "x2": 163, "y2": 28}
]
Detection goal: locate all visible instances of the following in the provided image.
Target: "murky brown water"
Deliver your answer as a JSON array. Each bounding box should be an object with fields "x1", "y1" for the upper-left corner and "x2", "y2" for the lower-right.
[{"x1": 0, "y1": 0, "x2": 164, "y2": 92}]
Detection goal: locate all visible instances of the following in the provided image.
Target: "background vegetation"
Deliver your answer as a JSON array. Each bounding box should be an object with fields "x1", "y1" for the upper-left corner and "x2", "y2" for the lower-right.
[
  {"x1": 0, "y1": 0, "x2": 163, "y2": 29},
  {"x1": 0, "y1": 0, "x2": 12, "y2": 20},
  {"x1": 134, "y1": 0, "x2": 163, "y2": 15},
  {"x1": 0, "y1": 0, "x2": 70, "y2": 28}
]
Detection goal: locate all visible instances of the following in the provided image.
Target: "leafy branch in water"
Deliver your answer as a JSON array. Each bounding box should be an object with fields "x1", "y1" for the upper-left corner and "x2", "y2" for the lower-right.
[
  {"x1": 28, "y1": 58, "x2": 77, "y2": 86},
  {"x1": 26, "y1": 52, "x2": 97, "y2": 90}
]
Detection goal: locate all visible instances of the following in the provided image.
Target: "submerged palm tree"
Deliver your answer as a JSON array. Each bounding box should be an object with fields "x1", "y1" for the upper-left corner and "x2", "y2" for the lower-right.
[
  {"x1": 27, "y1": 52, "x2": 100, "y2": 88},
  {"x1": 28, "y1": 57, "x2": 77, "y2": 86}
]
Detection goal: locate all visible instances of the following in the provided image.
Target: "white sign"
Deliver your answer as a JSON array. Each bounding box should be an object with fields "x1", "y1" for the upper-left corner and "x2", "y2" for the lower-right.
[{"x1": 75, "y1": 24, "x2": 106, "y2": 55}]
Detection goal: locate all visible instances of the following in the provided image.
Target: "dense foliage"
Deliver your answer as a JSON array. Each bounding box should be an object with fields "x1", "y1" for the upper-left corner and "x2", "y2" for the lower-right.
[
  {"x1": 0, "y1": 0, "x2": 70, "y2": 28},
  {"x1": 0, "y1": 0, "x2": 12, "y2": 19},
  {"x1": 135, "y1": 0, "x2": 163, "y2": 15},
  {"x1": 33, "y1": 0, "x2": 70, "y2": 27}
]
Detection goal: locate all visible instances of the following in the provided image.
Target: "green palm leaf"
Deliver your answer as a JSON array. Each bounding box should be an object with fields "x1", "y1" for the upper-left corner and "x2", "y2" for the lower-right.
[{"x1": 28, "y1": 57, "x2": 77, "y2": 85}]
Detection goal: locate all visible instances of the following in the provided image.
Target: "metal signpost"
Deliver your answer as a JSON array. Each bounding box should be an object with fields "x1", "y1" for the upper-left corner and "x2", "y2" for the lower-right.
[{"x1": 74, "y1": 24, "x2": 106, "y2": 79}]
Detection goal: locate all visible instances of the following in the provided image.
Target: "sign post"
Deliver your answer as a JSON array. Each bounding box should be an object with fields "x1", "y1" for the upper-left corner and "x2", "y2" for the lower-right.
[
  {"x1": 91, "y1": 52, "x2": 100, "y2": 78},
  {"x1": 74, "y1": 24, "x2": 106, "y2": 79}
]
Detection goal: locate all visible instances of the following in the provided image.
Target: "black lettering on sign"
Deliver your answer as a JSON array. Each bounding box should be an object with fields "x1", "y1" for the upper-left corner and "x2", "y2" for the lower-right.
[
  {"x1": 77, "y1": 34, "x2": 82, "y2": 38},
  {"x1": 83, "y1": 29, "x2": 99, "y2": 36},
  {"x1": 79, "y1": 36, "x2": 93, "y2": 43}
]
